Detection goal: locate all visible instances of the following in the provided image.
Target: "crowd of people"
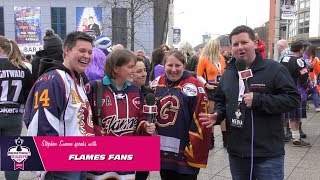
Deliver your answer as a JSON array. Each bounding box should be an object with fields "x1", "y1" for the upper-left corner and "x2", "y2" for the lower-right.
[{"x1": 0, "y1": 24, "x2": 319, "y2": 180}]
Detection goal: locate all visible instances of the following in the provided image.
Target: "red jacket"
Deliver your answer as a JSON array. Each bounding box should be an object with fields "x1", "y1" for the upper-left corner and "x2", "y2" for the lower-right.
[{"x1": 256, "y1": 40, "x2": 266, "y2": 59}]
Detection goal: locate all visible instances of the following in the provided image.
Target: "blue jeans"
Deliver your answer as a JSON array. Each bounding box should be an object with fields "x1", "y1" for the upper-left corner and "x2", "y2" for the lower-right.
[
  {"x1": 229, "y1": 154, "x2": 284, "y2": 180},
  {"x1": 307, "y1": 82, "x2": 319, "y2": 108}
]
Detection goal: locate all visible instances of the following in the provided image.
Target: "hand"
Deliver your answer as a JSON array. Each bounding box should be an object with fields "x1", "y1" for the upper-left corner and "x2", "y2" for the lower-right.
[
  {"x1": 199, "y1": 112, "x2": 218, "y2": 128},
  {"x1": 206, "y1": 84, "x2": 217, "y2": 90},
  {"x1": 100, "y1": 129, "x2": 106, "y2": 136},
  {"x1": 145, "y1": 122, "x2": 156, "y2": 135},
  {"x1": 243, "y1": 92, "x2": 253, "y2": 108}
]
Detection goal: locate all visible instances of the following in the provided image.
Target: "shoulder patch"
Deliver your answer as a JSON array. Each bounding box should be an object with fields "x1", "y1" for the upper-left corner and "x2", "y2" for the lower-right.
[
  {"x1": 182, "y1": 83, "x2": 197, "y2": 96},
  {"x1": 281, "y1": 56, "x2": 291, "y2": 63},
  {"x1": 149, "y1": 76, "x2": 160, "y2": 88},
  {"x1": 297, "y1": 58, "x2": 304, "y2": 68},
  {"x1": 198, "y1": 87, "x2": 205, "y2": 93}
]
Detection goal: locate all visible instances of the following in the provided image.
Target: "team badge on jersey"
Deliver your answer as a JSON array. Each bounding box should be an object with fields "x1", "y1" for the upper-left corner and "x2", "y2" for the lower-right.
[
  {"x1": 149, "y1": 76, "x2": 160, "y2": 88},
  {"x1": 182, "y1": 83, "x2": 197, "y2": 96},
  {"x1": 132, "y1": 97, "x2": 141, "y2": 109},
  {"x1": 198, "y1": 87, "x2": 205, "y2": 93},
  {"x1": 297, "y1": 58, "x2": 304, "y2": 67}
]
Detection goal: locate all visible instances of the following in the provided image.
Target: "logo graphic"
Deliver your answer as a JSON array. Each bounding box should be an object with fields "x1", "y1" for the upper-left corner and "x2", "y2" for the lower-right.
[
  {"x1": 235, "y1": 109, "x2": 242, "y2": 120},
  {"x1": 7, "y1": 137, "x2": 31, "y2": 170}
]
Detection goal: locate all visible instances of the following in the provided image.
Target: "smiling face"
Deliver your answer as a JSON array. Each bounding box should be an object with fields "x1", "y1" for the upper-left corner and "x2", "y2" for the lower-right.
[
  {"x1": 133, "y1": 61, "x2": 147, "y2": 87},
  {"x1": 231, "y1": 32, "x2": 257, "y2": 66},
  {"x1": 113, "y1": 57, "x2": 136, "y2": 84},
  {"x1": 164, "y1": 55, "x2": 184, "y2": 82},
  {"x1": 63, "y1": 40, "x2": 93, "y2": 74}
]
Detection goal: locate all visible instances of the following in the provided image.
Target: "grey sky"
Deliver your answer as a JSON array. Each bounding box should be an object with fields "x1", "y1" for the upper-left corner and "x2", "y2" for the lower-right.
[{"x1": 173, "y1": 0, "x2": 270, "y2": 46}]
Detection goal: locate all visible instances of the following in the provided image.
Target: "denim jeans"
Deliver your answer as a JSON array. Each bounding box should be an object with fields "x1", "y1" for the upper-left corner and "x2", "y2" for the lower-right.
[
  {"x1": 229, "y1": 154, "x2": 284, "y2": 180},
  {"x1": 307, "y1": 82, "x2": 319, "y2": 108}
]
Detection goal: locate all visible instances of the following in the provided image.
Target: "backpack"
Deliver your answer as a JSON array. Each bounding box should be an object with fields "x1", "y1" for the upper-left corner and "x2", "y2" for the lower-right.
[{"x1": 95, "y1": 80, "x2": 103, "y2": 129}]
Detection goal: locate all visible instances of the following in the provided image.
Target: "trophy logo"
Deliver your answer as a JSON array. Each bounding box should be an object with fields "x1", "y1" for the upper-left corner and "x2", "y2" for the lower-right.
[{"x1": 7, "y1": 137, "x2": 31, "y2": 170}]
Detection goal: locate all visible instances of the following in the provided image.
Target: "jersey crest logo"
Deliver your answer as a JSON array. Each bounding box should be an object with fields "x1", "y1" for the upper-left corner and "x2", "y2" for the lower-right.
[
  {"x1": 156, "y1": 95, "x2": 179, "y2": 127},
  {"x1": 132, "y1": 97, "x2": 141, "y2": 109},
  {"x1": 102, "y1": 115, "x2": 137, "y2": 136}
]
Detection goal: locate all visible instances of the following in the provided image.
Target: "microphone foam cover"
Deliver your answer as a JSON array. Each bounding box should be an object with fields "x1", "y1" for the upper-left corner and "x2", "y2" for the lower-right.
[
  {"x1": 145, "y1": 93, "x2": 156, "y2": 106},
  {"x1": 235, "y1": 59, "x2": 246, "y2": 71}
]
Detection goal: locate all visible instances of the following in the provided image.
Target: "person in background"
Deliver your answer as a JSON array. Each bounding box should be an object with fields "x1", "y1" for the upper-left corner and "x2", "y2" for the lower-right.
[
  {"x1": 137, "y1": 50, "x2": 152, "y2": 86},
  {"x1": 149, "y1": 48, "x2": 165, "y2": 81},
  {"x1": 86, "y1": 49, "x2": 155, "y2": 180},
  {"x1": 21, "y1": 54, "x2": 32, "y2": 73},
  {"x1": 200, "y1": 25, "x2": 300, "y2": 179},
  {"x1": 197, "y1": 39, "x2": 227, "y2": 149},
  {"x1": 112, "y1": 44, "x2": 125, "y2": 50},
  {"x1": 179, "y1": 41, "x2": 199, "y2": 77},
  {"x1": 132, "y1": 56, "x2": 153, "y2": 180},
  {"x1": 94, "y1": 35, "x2": 112, "y2": 57},
  {"x1": 221, "y1": 50, "x2": 232, "y2": 64},
  {"x1": 85, "y1": 47, "x2": 107, "y2": 81},
  {"x1": 25, "y1": 54, "x2": 32, "y2": 62},
  {"x1": 277, "y1": 39, "x2": 290, "y2": 62},
  {"x1": 23, "y1": 31, "x2": 95, "y2": 180},
  {"x1": 0, "y1": 36, "x2": 33, "y2": 180},
  {"x1": 304, "y1": 44, "x2": 320, "y2": 112},
  {"x1": 254, "y1": 32, "x2": 266, "y2": 59},
  {"x1": 280, "y1": 40, "x2": 311, "y2": 147},
  {"x1": 160, "y1": 44, "x2": 170, "y2": 52},
  {"x1": 307, "y1": 45, "x2": 320, "y2": 97},
  {"x1": 31, "y1": 29, "x2": 63, "y2": 82},
  {"x1": 150, "y1": 50, "x2": 211, "y2": 180}
]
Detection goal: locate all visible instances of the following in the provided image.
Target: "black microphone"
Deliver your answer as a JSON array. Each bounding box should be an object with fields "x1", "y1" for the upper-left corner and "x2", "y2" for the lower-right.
[
  {"x1": 143, "y1": 93, "x2": 157, "y2": 123},
  {"x1": 235, "y1": 59, "x2": 252, "y2": 93}
]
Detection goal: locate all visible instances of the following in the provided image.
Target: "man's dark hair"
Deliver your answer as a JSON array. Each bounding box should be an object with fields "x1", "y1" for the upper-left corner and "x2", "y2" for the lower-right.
[
  {"x1": 229, "y1": 25, "x2": 255, "y2": 44},
  {"x1": 290, "y1": 40, "x2": 304, "y2": 53},
  {"x1": 63, "y1": 31, "x2": 94, "y2": 50},
  {"x1": 296, "y1": 38, "x2": 311, "y2": 48}
]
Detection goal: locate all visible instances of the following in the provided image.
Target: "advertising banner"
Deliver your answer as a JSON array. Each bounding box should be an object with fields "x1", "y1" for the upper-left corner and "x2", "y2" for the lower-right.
[
  {"x1": 14, "y1": 6, "x2": 42, "y2": 55},
  {"x1": 1, "y1": 136, "x2": 160, "y2": 171},
  {"x1": 76, "y1": 7, "x2": 102, "y2": 38},
  {"x1": 173, "y1": 28, "x2": 181, "y2": 44},
  {"x1": 281, "y1": 0, "x2": 297, "y2": 20}
]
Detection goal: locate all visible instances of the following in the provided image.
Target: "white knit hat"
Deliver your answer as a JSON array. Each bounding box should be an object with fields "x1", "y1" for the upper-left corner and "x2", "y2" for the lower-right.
[{"x1": 94, "y1": 35, "x2": 112, "y2": 52}]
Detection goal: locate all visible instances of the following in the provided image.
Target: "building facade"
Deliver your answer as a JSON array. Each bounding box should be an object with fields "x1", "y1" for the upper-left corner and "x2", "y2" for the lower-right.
[
  {"x1": 269, "y1": 0, "x2": 320, "y2": 59},
  {"x1": 0, "y1": 0, "x2": 169, "y2": 55}
]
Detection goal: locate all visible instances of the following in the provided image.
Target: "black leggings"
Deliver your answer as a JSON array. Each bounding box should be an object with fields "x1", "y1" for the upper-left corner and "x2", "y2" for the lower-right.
[{"x1": 160, "y1": 169, "x2": 197, "y2": 180}]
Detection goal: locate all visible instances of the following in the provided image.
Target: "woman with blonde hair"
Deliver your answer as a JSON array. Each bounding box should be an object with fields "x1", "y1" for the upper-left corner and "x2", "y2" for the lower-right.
[
  {"x1": 0, "y1": 36, "x2": 32, "y2": 180},
  {"x1": 196, "y1": 39, "x2": 227, "y2": 149}
]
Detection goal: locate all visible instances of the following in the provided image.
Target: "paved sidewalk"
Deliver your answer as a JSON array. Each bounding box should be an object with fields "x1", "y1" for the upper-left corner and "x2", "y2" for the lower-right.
[{"x1": 2, "y1": 104, "x2": 320, "y2": 180}]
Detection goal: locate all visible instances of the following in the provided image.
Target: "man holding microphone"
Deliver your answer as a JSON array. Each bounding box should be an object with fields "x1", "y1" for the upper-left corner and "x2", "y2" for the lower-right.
[{"x1": 199, "y1": 25, "x2": 300, "y2": 179}]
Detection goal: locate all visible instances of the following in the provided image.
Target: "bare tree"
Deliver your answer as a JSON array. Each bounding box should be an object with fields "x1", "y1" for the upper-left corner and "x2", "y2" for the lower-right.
[{"x1": 99, "y1": 0, "x2": 154, "y2": 51}]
